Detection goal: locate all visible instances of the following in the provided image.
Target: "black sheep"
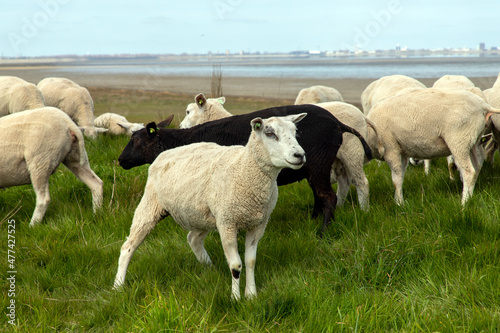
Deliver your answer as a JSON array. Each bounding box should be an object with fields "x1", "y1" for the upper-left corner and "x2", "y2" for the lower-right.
[{"x1": 118, "y1": 104, "x2": 372, "y2": 234}]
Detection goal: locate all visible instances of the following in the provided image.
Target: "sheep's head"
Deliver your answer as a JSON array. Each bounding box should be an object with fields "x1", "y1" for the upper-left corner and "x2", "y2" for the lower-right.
[
  {"x1": 250, "y1": 113, "x2": 307, "y2": 170},
  {"x1": 79, "y1": 125, "x2": 108, "y2": 139},
  {"x1": 179, "y1": 93, "x2": 226, "y2": 128}
]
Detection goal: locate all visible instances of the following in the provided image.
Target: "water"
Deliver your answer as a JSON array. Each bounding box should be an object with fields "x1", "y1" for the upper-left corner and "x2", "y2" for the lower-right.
[{"x1": 52, "y1": 55, "x2": 500, "y2": 79}]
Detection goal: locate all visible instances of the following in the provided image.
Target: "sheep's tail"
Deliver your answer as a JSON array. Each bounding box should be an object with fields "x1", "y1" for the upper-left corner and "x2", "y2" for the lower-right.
[
  {"x1": 338, "y1": 120, "x2": 373, "y2": 161},
  {"x1": 365, "y1": 118, "x2": 385, "y2": 158}
]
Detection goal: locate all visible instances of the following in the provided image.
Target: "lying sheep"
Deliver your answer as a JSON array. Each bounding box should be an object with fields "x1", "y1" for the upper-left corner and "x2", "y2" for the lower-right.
[
  {"x1": 94, "y1": 112, "x2": 144, "y2": 136},
  {"x1": 294, "y1": 85, "x2": 344, "y2": 105},
  {"x1": 118, "y1": 104, "x2": 372, "y2": 234},
  {"x1": 0, "y1": 76, "x2": 45, "y2": 116},
  {"x1": 0, "y1": 107, "x2": 103, "y2": 226},
  {"x1": 114, "y1": 114, "x2": 307, "y2": 300},
  {"x1": 179, "y1": 94, "x2": 230, "y2": 128},
  {"x1": 367, "y1": 88, "x2": 500, "y2": 206},
  {"x1": 180, "y1": 94, "x2": 377, "y2": 211},
  {"x1": 361, "y1": 74, "x2": 426, "y2": 114},
  {"x1": 37, "y1": 77, "x2": 107, "y2": 138}
]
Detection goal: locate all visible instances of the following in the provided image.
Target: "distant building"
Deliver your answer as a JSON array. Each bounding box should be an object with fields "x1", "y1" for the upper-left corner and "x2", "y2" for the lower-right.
[{"x1": 479, "y1": 42, "x2": 486, "y2": 51}]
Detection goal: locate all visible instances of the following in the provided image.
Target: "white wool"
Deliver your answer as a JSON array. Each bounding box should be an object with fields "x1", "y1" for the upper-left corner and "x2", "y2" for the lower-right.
[
  {"x1": 114, "y1": 114, "x2": 307, "y2": 300},
  {"x1": 0, "y1": 76, "x2": 45, "y2": 116},
  {"x1": 367, "y1": 88, "x2": 500, "y2": 206},
  {"x1": 0, "y1": 107, "x2": 103, "y2": 226},
  {"x1": 294, "y1": 85, "x2": 344, "y2": 105},
  {"x1": 179, "y1": 93, "x2": 231, "y2": 128},
  {"x1": 94, "y1": 112, "x2": 144, "y2": 136},
  {"x1": 38, "y1": 77, "x2": 107, "y2": 138}
]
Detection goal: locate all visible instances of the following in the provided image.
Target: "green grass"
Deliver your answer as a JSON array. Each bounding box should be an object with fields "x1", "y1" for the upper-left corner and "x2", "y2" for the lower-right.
[{"x1": 1, "y1": 92, "x2": 500, "y2": 332}]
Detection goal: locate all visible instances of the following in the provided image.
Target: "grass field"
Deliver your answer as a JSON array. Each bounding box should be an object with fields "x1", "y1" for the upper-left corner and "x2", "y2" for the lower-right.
[{"x1": 1, "y1": 91, "x2": 499, "y2": 332}]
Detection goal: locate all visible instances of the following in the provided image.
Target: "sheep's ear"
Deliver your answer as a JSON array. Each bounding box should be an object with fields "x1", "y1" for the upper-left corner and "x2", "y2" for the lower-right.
[
  {"x1": 195, "y1": 93, "x2": 207, "y2": 108},
  {"x1": 217, "y1": 97, "x2": 226, "y2": 105},
  {"x1": 157, "y1": 115, "x2": 174, "y2": 128},
  {"x1": 289, "y1": 113, "x2": 307, "y2": 124},
  {"x1": 251, "y1": 117, "x2": 263, "y2": 132},
  {"x1": 117, "y1": 123, "x2": 130, "y2": 130},
  {"x1": 146, "y1": 122, "x2": 158, "y2": 137}
]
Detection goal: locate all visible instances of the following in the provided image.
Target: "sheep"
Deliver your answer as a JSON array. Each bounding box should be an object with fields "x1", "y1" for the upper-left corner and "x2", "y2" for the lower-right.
[
  {"x1": 367, "y1": 88, "x2": 500, "y2": 206},
  {"x1": 118, "y1": 104, "x2": 372, "y2": 234},
  {"x1": 0, "y1": 76, "x2": 45, "y2": 116},
  {"x1": 294, "y1": 85, "x2": 344, "y2": 105},
  {"x1": 179, "y1": 93, "x2": 230, "y2": 128},
  {"x1": 0, "y1": 107, "x2": 104, "y2": 226},
  {"x1": 180, "y1": 94, "x2": 377, "y2": 211},
  {"x1": 114, "y1": 114, "x2": 307, "y2": 300},
  {"x1": 483, "y1": 73, "x2": 500, "y2": 162},
  {"x1": 94, "y1": 112, "x2": 144, "y2": 136},
  {"x1": 361, "y1": 74, "x2": 426, "y2": 114},
  {"x1": 37, "y1": 77, "x2": 107, "y2": 138}
]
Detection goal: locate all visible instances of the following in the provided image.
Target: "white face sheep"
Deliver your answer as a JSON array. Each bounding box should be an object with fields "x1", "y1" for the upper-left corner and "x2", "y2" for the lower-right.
[
  {"x1": 0, "y1": 76, "x2": 45, "y2": 116},
  {"x1": 0, "y1": 107, "x2": 103, "y2": 226},
  {"x1": 367, "y1": 88, "x2": 500, "y2": 206},
  {"x1": 179, "y1": 93, "x2": 230, "y2": 128},
  {"x1": 114, "y1": 114, "x2": 307, "y2": 300},
  {"x1": 294, "y1": 85, "x2": 344, "y2": 105},
  {"x1": 94, "y1": 112, "x2": 144, "y2": 136},
  {"x1": 37, "y1": 77, "x2": 107, "y2": 138}
]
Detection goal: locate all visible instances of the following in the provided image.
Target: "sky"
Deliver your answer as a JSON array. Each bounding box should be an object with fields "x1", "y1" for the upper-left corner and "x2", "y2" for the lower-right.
[{"x1": 1, "y1": 0, "x2": 499, "y2": 57}]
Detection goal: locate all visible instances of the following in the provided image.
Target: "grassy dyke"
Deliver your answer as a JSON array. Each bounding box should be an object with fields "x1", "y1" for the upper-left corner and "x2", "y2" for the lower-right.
[{"x1": 1, "y1": 90, "x2": 499, "y2": 332}]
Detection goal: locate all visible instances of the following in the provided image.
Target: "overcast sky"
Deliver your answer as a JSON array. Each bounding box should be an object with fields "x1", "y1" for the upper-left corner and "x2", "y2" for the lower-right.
[{"x1": 1, "y1": 0, "x2": 499, "y2": 57}]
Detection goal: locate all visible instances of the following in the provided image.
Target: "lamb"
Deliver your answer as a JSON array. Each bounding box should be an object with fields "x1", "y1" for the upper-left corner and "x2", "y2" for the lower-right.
[
  {"x1": 114, "y1": 114, "x2": 307, "y2": 300},
  {"x1": 0, "y1": 107, "x2": 104, "y2": 226},
  {"x1": 94, "y1": 112, "x2": 144, "y2": 136},
  {"x1": 118, "y1": 104, "x2": 372, "y2": 234},
  {"x1": 367, "y1": 88, "x2": 500, "y2": 206},
  {"x1": 180, "y1": 94, "x2": 377, "y2": 211},
  {"x1": 361, "y1": 74, "x2": 426, "y2": 114},
  {"x1": 294, "y1": 85, "x2": 344, "y2": 105},
  {"x1": 179, "y1": 94, "x2": 230, "y2": 128},
  {"x1": 37, "y1": 77, "x2": 107, "y2": 138},
  {"x1": 0, "y1": 76, "x2": 45, "y2": 116}
]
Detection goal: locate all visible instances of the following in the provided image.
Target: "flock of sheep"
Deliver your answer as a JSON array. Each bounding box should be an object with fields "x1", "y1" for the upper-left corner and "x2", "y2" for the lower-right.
[{"x1": 1, "y1": 72, "x2": 499, "y2": 300}]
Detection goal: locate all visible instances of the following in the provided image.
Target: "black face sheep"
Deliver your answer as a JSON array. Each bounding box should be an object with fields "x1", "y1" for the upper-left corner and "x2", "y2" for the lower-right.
[
  {"x1": 0, "y1": 107, "x2": 103, "y2": 225},
  {"x1": 118, "y1": 104, "x2": 372, "y2": 234},
  {"x1": 114, "y1": 114, "x2": 307, "y2": 300}
]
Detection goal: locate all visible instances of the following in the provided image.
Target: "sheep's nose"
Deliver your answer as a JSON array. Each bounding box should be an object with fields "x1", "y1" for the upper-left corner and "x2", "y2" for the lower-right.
[{"x1": 294, "y1": 152, "x2": 306, "y2": 162}]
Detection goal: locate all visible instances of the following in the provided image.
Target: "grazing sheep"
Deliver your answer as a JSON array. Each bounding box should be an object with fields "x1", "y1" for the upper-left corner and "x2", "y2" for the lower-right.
[
  {"x1": 37, "y1": 77, "x2": 107, "y2": 138},
  {"x1": 94, "y1": 112, "x2": 144, "y2": 136},
  {"x1": 294, "y1": 85, "x2": 344, "y2": 105},
  {"x1": 181, "y1": 94, "x2": 376, "y2": 211},
  {"x1": 114, "y1": 114, "x2": 307, "y2": 300},
  {"x1": 361, "y1": 74, "x2": 426, "y2": 114},
  {"x1": 0, "y1": 107, "x2": 103, "y2": 226},
  {"x1": 0, "y1": 76, "x2": 45, "y2": 116},
  {"x1": 179, "y1": 93, "x2": 230, "y2": 128},
  {"x1": 484, "y1": 73, "x2": 500, "y2": 162},
  {"x1": 367, "y1": 88, "x2": 500, "y2": 206},
  {"x1": 118, "y1": 104, "x2": 372, "y2": 234}
]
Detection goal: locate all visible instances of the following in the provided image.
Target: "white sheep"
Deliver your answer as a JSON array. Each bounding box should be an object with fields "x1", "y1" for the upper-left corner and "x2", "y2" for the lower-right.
[
  {"x1": 114, "y1": 114, "x2": 307, "y2": 300},
  {"x1": 179, "y1": 94, "x2": 377, "y2": 210},
  {"x1": 0, "y1": 76, "x2": 45, "y2": 116},
  {"x1": 483, "y1": 73, "x2": 500, "y2": 162},
  {"x1": 94, "y1": 112, "x2": 144, "y2": 136},
  {"x1": 0, "y1": 107, "x2": 104, "y2": 226},
  {"x1": 37, "y1": 77, "x2": 107, "y2": 138},
  {"x1": 179, "y1": 93, "x2": 230, "y2": 128},
  {"x1": 361, "y1": 74, "x2": 426, "y2": 114},
  {"x1": 367, "y1": 88, "x2": 500, "y2": 206},
  {"x1": 294, "y1": 85, "x2": 344, "y2": 105}
]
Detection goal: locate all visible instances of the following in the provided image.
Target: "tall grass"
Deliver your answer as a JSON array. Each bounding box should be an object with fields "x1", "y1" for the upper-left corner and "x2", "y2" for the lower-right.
[{"x1": 1, "y1": 94, "x2": 499, "y2": 332}]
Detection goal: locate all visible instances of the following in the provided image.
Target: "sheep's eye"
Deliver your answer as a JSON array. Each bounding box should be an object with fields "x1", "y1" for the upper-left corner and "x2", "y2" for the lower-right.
[
  {"x1": 186, "y1": 110, "x2": 190, "y2": 115},
  {"x1": 265, "y1": 132, "x2": 278, "y2": 140}
]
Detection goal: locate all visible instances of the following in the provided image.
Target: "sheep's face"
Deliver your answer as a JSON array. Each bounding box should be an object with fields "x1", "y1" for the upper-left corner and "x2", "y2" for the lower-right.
[
  {"x1": 251, "y1": 114, "x2": 307, "y2": 170},
  {"x1": 79, "y1": 125, "x2": 108, "y2": 139}
]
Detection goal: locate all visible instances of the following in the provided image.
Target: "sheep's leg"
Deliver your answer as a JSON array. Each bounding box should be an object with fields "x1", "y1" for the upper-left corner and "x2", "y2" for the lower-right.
[
  {"x1": 332, "y1": 161, "x2": 349, "y2": 208},
  {"x1": 114, "y1": 191, "x2": 165, "y2": 288},
  {"x1": 218, "y1": 227, "x2": 242, "y2": 300},
  {"x1": 29, "y1": 174, "x2": 51, "y2": 226},
  {"x1": 244, "y1": 222, "x2": 268, "y2": 299},
  {"x1": 63, "y1": 160, "x2": 103, "y2": 212},
  {"x1": 342, "y1": 155, "x2": 370, "y2": 211},
  {"x1": 308, "y1": 171, "x2": 337, "y2": 235},
  {"x1": 449, "y1": 150, "x2": 478, "y2": 206},
  {"x1": 424, "y1": 159, "x2": 431, "y2": 175},
  {"x1": 187, "y1": 230, "x2": 212, "y2": 265},
  {"x1": 446, "y1": 155, "x2": 456, "y2": 181},
  {"x1": 385, "y1": 151, "x2": 407, "y2": 205}
]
